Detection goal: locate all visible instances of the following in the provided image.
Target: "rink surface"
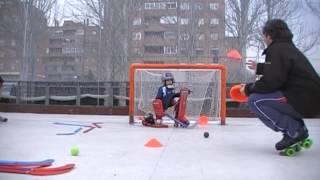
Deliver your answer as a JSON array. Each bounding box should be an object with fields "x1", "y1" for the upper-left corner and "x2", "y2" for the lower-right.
[{"x1": 0, "y1": 112, "x2": 319, "y2": 180}]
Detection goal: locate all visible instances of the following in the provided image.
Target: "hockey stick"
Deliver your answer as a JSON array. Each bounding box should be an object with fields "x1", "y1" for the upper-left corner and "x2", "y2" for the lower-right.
[
  {"x1": 0, "y1": 159, "x2": 54, "y2": 167},
  {"x1": 0, "y1": 163, "x2": 75, "y2": 175},
  {"x1": 92, "y1": 122, "x2": 102, "y2": 128},
  {"x1": 56, "y1": 127, "x2": 82, "y2": 135},
  {"x1": 165, "y1": 114, "x2": 198, "y2": 129},
  {"x1": 53, "y1": 122, "x2": 92, "y2": 127},
  {"x1": 83, "y1": 126, "x2": 95, "y2": 133}
]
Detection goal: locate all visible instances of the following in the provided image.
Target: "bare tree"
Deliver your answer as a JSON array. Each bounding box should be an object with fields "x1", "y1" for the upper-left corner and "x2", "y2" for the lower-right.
[
  {"x1": 258, "y1": 0, "x2": 320, "y2": 53},
  {"x1": 225, "y1": 0, "x2": 264, "y2": 82},
  {"x1": 225, "y1": 0, "x2": 320, "y2": 82},
  {"x1": 67, "y1": 0, "x2": 131, "y2": 82},
  {"x1": 0, "y1": 0, "x2": 51, "y2": 81},
  {"x1": 305, "y1": 0, "x2": 320, "y2": 19}
]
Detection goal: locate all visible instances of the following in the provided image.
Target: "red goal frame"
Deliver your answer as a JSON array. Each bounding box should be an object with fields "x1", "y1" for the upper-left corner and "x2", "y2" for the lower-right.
[{"x1": 129, "y1": 63, "x2": 227, "y2": 125}]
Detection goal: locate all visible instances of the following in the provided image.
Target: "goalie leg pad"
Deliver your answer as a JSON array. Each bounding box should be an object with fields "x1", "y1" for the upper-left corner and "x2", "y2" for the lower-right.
[
  {"x1": 153, "y1": 99, "x2": 165, "y2": 119},
  {"x1": 176, "y1": 88, "x2": 190, "y2": 122}
]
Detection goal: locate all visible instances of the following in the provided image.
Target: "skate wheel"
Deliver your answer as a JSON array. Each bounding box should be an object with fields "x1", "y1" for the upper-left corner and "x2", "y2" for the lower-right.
[
  {"x1": 294, "y1": 144, "x2": 301, "y2": 152},
  {"x1": 285, "y1": 147, "x2": 296, "y2": 157},
  {"x1": 301, "y1": 139, "x2": 313, "y2": 149}
]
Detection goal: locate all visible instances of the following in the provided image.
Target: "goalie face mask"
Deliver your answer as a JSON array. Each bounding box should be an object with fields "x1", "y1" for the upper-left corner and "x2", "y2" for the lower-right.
[{"x1": 165, "y1": 79, "x2": 174, "y2": 89}]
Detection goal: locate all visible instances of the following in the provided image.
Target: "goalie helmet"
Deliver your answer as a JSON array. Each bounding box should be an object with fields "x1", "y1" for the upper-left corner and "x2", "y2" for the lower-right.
[{"x1": 161, "y1": 72, "x2": 175, "y2": 83}]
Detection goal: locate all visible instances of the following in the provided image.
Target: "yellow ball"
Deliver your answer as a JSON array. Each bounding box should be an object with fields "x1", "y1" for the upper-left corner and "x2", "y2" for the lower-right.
[{"x1": 70, "y1": 147, "x2": 79, "y2": 156}]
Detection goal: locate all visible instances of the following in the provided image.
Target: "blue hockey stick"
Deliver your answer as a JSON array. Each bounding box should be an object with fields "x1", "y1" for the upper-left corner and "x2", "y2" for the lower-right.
[
  {"x1": 0, "y1": 159, "x2": 54, "y2": 167},
  {"x1": 56, "y1": 127, "x2": 82, "y2": 135}
]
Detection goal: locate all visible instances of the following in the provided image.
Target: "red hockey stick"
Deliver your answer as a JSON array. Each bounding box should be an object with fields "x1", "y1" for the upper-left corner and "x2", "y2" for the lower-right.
[{"x1": 0, "y1": 163, "x2": 75, "y2": 176}]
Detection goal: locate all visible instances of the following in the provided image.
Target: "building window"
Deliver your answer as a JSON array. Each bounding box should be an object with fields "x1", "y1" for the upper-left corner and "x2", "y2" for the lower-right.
[
  {"x1": 209, "y1": 3, "x2": 219, "y2": 10},
  {"x1": 132, "y1": 47, "x2": 142, "y2": 55},
  {"x1": 210, "y1": 48, "x2": 219, "y2": 55},
  {"x1": 195, "y1": 3, "x2": 203, "y2": 10},
  {"x1": 210, "y1": 18, "x2": 219, "y2": 26},
  {"x1": 62, "y1": 47, "x2": 83, "y2": 54},
  {"x1": 180, "y1": 33, "x2": 189, "y2": 40},
  {"x1": 160, "y1": 16, "x2": 177, "y2": 24},
  {"x1": 210, "y1": 33, "x2": 219, "y2": 40},
  {"x1": 211, "y1": 48, "x2": 219, "y2": 63},
  {"x1": 145, "y1": 2, "x2": 154, "y2": 9},
  {"x1": 195, "y1": 48, "x2": 204, "y2": 56},
  {"x1": 166, "y1": 2, "x2": 177, "y2": 9},
  {"x1": 196, "y1": 33, "x2": 205, "y2": 40},
  {"x1": 145, "y1": 2, "x2": 166, "y2": 10},
  {"x1": 180, "y1": 48, "x2": 188, "y2": 56},
  {"x1": 133, "y1": 17, "x2": 142, "y2": 26},
  {"x1": 49, "y1": 48, "x2": 62, "y2": 54},
  {"x1": 62, "y1": 65, "x2": 75, "y2": 71},
  {"x1": 76, "y1": 29, "x2": 84, "y2": 35},
  {"x1": 54, "y1": 30, "x2": 63, "y2": 36},
  {"x1": 145, "y1": 46, "x2": 164, "y2": 54},
  {"x1": 164, "y1": 32, "x2": 176, "y2": 39},
  {"x1": 63, "y1": 29, "x2": 76, "y2": 36},
  {"x1": 144, "y1": 16, "x2": 161, "y2": 24},
  {"x1": 164, "y1": 46, "x2": 177, "y2": 55},
  {"x1": 132, "y1": 32, "x2": 142, "y2": 40},
  {"x1": 46, "y1": 65, "x2": 58, "y2": 71},
  {"x1": 198, "y1": 18, "x2": 205, "y2": 26},
  {"x1": 132, "y1": 1, "x2": 143, "y2": 11},
  {"x1": 145, "y1": 31, "x2": 164, "y2": 38},
  {"x1": 180, "y1": 18, "x2": 189, "y2": 25},
  {"x1": 180, "y1": 2, "x2": 190, "y2": 10}
]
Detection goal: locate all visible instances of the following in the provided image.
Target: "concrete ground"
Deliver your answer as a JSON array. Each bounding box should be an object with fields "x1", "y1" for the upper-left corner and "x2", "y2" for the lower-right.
[{"x1": 0, "y1": 112, "x2": 319, "y2": 180}]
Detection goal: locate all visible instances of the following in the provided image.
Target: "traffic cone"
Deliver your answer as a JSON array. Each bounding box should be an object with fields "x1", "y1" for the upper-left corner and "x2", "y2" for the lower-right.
[
  {"x1": 144, "y1": 138, "x2": 163, "y2": 148},
  {"x1": 198, "y1": 115, "x2": 209, "y2": 125}
]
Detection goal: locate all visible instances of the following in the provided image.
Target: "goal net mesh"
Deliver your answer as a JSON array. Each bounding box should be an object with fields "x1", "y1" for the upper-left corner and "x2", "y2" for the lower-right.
[{"x1": 133, "y1": 68, "x2": 223, "y2": 122}]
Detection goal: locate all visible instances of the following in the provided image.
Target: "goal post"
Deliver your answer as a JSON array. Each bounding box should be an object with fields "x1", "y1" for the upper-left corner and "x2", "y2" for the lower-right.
[{"x1": 129, "y1": 63, "x2": 227, "y2": 125}]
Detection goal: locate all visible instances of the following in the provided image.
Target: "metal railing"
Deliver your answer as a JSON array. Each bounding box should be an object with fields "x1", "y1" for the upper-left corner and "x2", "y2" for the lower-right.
[
  {"x1": 0, "y1": 81, "x2": 129, "y2": 107},
  {"x1": 0, "y1": 81, "x2": 245, "y2": 108}
]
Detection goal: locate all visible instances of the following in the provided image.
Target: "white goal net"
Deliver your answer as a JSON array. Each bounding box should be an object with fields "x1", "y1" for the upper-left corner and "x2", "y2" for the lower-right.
[{"x1": 129, "y1": 64, "x2": 226, "y2": 125}]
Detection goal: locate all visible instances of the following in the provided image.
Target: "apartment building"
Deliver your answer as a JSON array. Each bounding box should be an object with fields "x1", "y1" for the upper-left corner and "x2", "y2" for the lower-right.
[
  {"x1": 44, "y1": 20, "x2": 99, "y2": 81},
  {"x1": 128, "y1": 0, "x2": 225, "y2": 64}
]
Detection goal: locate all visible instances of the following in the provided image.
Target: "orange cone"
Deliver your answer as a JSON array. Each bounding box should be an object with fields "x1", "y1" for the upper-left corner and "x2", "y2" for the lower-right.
[
  {"x1": 144, "y1": 138, "x2": 163, "y2": 148},
  {"x1": 230, "y1": 84, "x2": 248, "y2": 102},
  {"x1": 198, "y1": 116, "x2": 209, "y2": 125},
  {"x1": 227, "y1": 49, "x2": 242, "y2": 60}
]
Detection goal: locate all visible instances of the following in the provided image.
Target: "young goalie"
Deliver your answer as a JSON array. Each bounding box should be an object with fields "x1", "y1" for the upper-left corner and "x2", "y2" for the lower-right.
[{"x1": 143, "y1": 72, "x2": 190, "y2": 127}]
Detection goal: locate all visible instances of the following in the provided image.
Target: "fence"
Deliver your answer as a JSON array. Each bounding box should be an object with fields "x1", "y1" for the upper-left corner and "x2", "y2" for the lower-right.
[
  {"x1": 0, "y1": 81, "x2": 244, "y2": 109},
  {"x1": 0, "y1": 81, "x2": 129, "y2": 107}
]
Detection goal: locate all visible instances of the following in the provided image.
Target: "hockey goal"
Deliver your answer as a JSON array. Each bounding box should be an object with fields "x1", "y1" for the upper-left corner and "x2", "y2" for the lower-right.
[{"x1": 129, "y1": 63, "x2": 227, "y2": 125}]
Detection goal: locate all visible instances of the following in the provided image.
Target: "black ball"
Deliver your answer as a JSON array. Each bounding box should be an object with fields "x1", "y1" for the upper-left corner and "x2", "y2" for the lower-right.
[{"x1": 204, "y1": 132, "x2": 209, "y2": 138}]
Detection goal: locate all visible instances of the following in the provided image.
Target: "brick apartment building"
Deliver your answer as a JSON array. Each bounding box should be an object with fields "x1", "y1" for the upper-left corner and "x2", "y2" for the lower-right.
[
  {"x1": 128, "y1": 0, "x2": 226, "y2": 64},
  {"x1": 0, "y1": 0, "x2": 47, "y2": 81},
  {"x1": 43, "y1": 20, "x2": 100, "y2": 81}
]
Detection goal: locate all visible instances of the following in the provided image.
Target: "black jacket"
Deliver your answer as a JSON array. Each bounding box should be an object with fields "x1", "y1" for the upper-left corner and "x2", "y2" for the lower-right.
[{"x1": 245, "y1": 39, "x2": 320, "y2": 117}]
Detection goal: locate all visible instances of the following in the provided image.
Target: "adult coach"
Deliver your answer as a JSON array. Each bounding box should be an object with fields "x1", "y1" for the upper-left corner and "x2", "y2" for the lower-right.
[{"x1": 240, "y1": 19, "x2": 320, "y2": 151}]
